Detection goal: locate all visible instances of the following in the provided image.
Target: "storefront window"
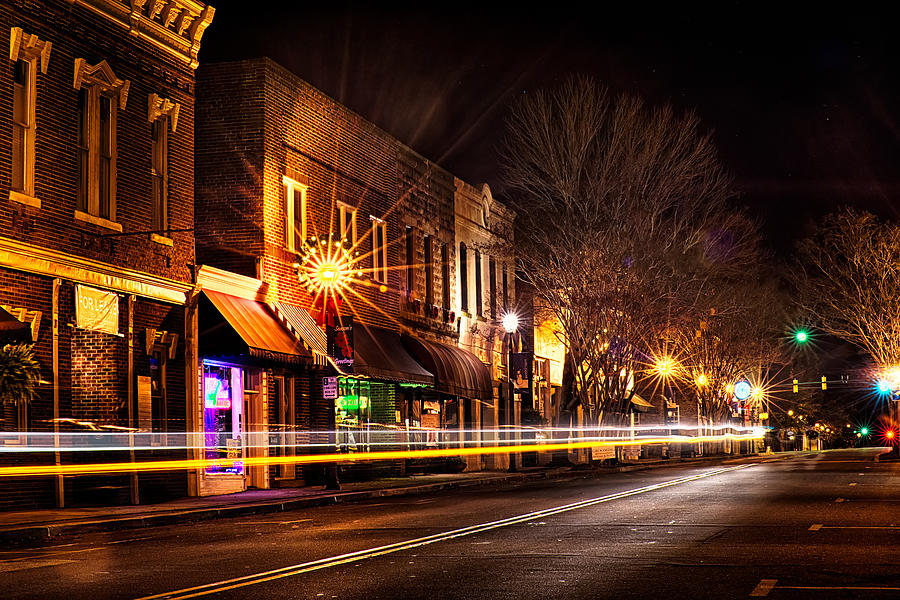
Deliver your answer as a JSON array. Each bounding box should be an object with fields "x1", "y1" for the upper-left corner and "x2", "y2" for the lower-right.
[
  {"x1": 203, "y1": 363, "x2": 244, "y2": 475},
  {"x1": 335, "y1": 378, "x2": 370, "y2": 451}
]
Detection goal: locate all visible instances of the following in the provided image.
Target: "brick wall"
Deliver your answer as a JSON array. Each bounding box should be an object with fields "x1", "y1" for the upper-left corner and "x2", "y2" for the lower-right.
[{"x1": 0, "y1": 0, "x2": 196, "y2": 283}]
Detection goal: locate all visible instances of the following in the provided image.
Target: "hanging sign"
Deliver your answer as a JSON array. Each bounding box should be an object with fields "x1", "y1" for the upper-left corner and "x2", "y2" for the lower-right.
[
  {"x1": 327, "y1": 314, "x2": 354, "y2": 372},
  {"x1": 75, "y1": 284, "x2": 119, "y2": 335}
]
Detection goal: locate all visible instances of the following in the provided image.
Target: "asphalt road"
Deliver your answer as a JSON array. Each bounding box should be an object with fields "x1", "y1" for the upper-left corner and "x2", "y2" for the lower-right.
[{"x1": 2, "y1": 449, "x2": 898, "y2": 600}]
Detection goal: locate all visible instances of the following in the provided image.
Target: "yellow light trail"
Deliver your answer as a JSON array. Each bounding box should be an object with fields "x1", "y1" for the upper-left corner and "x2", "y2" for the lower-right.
[{"x1": 0, "y1": 433, "x2": 763, "y2": 478}]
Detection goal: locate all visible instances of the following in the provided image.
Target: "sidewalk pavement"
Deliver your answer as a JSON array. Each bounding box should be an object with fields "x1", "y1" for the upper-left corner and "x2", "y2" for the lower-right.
[{"x1": 0, "y1": 453, "x2": 772, "y2": 547}]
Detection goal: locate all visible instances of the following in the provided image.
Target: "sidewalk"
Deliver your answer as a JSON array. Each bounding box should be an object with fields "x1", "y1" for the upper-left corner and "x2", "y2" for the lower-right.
[{"x1": 0, "y1": 453, "x2": 762, "y2": 547}]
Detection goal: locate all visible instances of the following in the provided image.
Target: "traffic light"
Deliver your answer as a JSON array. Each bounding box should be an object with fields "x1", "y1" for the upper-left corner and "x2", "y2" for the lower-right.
[
  {"x1": 793, "y1": 378, "x2": 798, "y2": 393},
  {"x1": 794, "y1": 329, "x2": 809, "y2": 343},
  {"x1": 821, "y1": 376, "x2": 827, "y2": 390},
  {"x1": 860, "y1": 427, "x2": 869, "y2": 436}
]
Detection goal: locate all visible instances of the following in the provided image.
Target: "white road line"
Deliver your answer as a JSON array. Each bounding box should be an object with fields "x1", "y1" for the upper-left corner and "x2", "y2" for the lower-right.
[
  {"x1": 750, "y1": 579, "x2": 777, "y2": 596},
  {"x1": 136, "y1": 464, "x2": 754, "y2": 600}
]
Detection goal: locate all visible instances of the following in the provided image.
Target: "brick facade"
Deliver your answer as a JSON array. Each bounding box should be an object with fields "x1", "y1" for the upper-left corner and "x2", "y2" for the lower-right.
[{"x1": 0, "y1": 0, "x2": 210, "y2": 509}]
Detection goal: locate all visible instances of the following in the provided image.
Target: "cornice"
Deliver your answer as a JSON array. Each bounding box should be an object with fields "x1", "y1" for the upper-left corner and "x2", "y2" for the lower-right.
[
  {"x1": 69, "y1": 0, "x2": 214, "y2": 69},
  {"x1": 9, "y1": 27, "x2": 53, "y2": 74},
  {"x1": 0, "y1": 236, "x2": 193, "y2": 304}
]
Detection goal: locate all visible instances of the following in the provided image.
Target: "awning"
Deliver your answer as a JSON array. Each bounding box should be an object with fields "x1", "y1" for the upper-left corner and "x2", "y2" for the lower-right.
[
  {"x1": 273, "y1": 301, "x2": 328, "y2": 365},
  {"x1": 352, "y1": 324, "x2": 434, "y2": 386},
  {"x1": 629, "y1": 393, "x2": 654, "y2": 413},
  {"x1": 0, "y1": 307, "x2": 32, "y2": 344},
  {"x1": 199, "y1": 290, "x2": 311, "y2": 365},
  {"x1": 401, "y1": 335, "x2": 492, "y2": 400}
]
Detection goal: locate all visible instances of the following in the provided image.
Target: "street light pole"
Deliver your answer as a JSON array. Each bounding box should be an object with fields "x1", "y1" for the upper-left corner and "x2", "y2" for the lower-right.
[{"x1": 503, "y1": 313, "x2": 519, "y2": 473}]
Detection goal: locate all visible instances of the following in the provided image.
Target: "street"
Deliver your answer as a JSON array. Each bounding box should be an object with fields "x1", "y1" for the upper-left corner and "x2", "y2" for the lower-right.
[{"x1": 2, "y1": 449, "x2": 898, "y2": 599}]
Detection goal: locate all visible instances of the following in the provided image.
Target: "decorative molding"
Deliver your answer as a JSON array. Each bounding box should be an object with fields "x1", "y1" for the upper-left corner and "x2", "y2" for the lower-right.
[
  {"x1": 145, "y1": 327, "x2": 179, "y2": 359},
  {"x1": 149, "y1": 233, "x2": 174, "y2": 246},
  {"x1": 0, "y1": 305, "x2": 42, "y2": 342},
  {"x1": 9, "y1": 190, "x2": 41, "y2": 209},
  {"x1": 9, "y1": 27, "x2": 52, "y2": 74},
  {"x1": 148, "y1": 93, "x2": 180, "y2": 131},
  {"x1": 73, "y1": 59, "x2": 130, "y2": 109},
  {"x1": 0, "y1": 235, "x2": 192, "y2": 305},
  {"x1": 71, "y1": 1, "x2": 214, "y2": 69},
  {"x1": 74, "y1": 209, "x2": 123, "y2": 232}
]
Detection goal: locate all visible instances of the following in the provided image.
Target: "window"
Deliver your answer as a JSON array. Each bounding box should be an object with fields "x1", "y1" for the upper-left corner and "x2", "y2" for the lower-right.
[
  {"x1": 424, "y1": 234, "x2": 433, "y2": 304},
  {"x1": 371, "y1": 218, "x2": 387, "y2": 283},
  {"x1": 284, "y1": 176, "x2": 308, "y2": 252},
  {"x1": 489, "y1": 257, "x2": 497, "y2": 319},
  {"x1": 459, "y1": 242, "x2": 468, "y2": 312},
  {"x1": 73, "y1": 59, "x2": 128, "y2": 226},
  {"x1": 12, "y1": 59, "x2": 35, "y2": 197},
  {"x1": 150, "y1": 117, "x2": 168, "y2": 232},
  {"x1": 474, "y1": 249, "x2": 482, "y2": 317},
  {"x1": 441, "y1": 243, "x2": 450, "y2": 308},
  {"x1": 502, "y1": 265, "x2": 509, "y2": 311},
  {"x1": 78, "y1": 87, "x2": 116, "y2": 220},
  {"x1": 405, "y1": 226, "x2": 414, "y2": 294},
  {"x1": 9, "y1": 27, "x2": 50, "y2": 206},
  {"x1": 338, "y1": 203, "x2": 357, "y2": 247}
]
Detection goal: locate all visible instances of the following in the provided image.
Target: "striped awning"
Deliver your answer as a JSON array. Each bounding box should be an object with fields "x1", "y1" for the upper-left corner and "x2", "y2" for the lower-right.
[
  {"x1": 200, "y1": 291, "x2": 311, "y2": 365},
  {"x1": 273, "y1": 301, "x2": 328, "y2": 365},
  {"x1": 401, "y1": 334, "x2": 492, "y2": 400}
]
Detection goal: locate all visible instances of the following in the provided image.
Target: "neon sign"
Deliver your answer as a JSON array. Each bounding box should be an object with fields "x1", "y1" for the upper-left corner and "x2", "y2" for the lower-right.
[{"x1": 204, "y1": 376, "x2": 232, "y2": 409}]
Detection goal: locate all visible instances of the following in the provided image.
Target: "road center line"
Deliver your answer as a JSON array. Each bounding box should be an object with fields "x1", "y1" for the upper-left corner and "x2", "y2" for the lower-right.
[{"x1": 136, "y1": 464, "x2": 754, "y2": 600}]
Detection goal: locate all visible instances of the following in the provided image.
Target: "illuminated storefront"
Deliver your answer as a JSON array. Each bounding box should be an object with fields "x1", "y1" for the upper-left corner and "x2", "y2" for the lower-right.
[{"x1": 203, "y1": 363, "x2": 244, "y2": 476}]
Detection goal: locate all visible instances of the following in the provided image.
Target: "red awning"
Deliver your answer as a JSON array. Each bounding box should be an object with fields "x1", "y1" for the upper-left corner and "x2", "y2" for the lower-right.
[
  {"x1": 200, "y1": 291, "x2": 311, "y2": 365},
  {"x1": 401, "y1": 335, "x2": 492, "y2": 400}
]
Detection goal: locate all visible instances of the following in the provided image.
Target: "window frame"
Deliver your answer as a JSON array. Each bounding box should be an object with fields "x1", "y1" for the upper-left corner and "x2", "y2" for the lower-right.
[
  {"x1": 424, "y1": 234, "x2": 434, "y2": 305},
  {"x1": 459, "y1": 242, "x2": 468, "y2": 313},
  {"x1": 441, "y1": 242, "x2": 450, "y2": 309},
  {"x1": 405, "y1": 226, "x2": 415, "y2": 295},
  {"x1": 11, "y1": 57, "x2": 36, "y2": 199},
  {"x1": 75, "y1": 85, "x2": 119, "y2": 226},
  {"x1": 338, "y1": 202, "x2": 357, "y2": 247},
  {"x1": 474, "y1": 249, "x2": 482, "y2": 317},
  {"x1": 371, "y1": 217, "x2": 387, "y2": 283},
  {"x1": 150, "y1": 116, "x2": 169, "y2": 233},
  {"x1": 283, "y1": 175, "x2": 308, "y2": 253}
]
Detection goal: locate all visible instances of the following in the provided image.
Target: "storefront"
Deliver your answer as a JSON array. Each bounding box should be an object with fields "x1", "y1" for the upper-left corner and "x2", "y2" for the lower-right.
[
  {"x1": 197, "y1": 283, "x2": 314, "y2": 496},
  {"x1": 331, "y1": 323, "x2": 433, "y2": 460}
]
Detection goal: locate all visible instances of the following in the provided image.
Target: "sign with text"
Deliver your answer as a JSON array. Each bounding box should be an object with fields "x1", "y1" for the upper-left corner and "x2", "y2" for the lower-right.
[
  {"x1": 75, "y1": 285, "x2": 118, "y2": 335},
  {"x1": 322, "y1": 377, "x2": 338, "y2": 399},
  {"x1": 327, "y1": 315, "x2": 354, "y2": 372}
]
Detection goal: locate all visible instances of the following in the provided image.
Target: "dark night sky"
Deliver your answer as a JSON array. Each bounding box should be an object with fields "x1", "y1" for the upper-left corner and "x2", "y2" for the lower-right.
[{"x1": 200, "y1": 2, "x2": 900, "y2": 257}]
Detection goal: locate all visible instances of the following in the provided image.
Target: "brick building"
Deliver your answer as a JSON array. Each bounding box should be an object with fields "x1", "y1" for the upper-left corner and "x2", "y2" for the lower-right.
[
  {"x1": 0, "y1": 0, "x2": 213, "y2": 509},
  {"x1": 195, "y1": 57, "x2": 495, "y2": 486}
]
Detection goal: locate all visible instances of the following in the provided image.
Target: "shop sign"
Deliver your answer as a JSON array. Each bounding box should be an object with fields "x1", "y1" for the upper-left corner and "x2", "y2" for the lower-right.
[
  {"x1": 327, "y1": 315, "x2": 354, "y2": 372},
  {"x1": 75, "y1": 284, "x2": 118, "y2": 335},
  {"x1": 322, "y1": 376, "x2": 338, "y2": 399},
  {"x1": 591, "y1": 445, "x2": 615, "y2": 460}
]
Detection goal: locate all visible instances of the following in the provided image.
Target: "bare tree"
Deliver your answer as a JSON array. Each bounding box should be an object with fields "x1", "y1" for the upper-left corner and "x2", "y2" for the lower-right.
[
  {"x1": 501, "y1": 76, "x2": 753, "y2": 426},
  {"x1": 796, "y1": 209, "x2": 900, "y2": 369}
]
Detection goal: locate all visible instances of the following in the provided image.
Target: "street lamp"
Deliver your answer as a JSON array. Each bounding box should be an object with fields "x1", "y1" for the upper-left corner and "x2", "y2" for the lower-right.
[{"x1": 502, "y1": 312, "x2": 520, "y2": 472}]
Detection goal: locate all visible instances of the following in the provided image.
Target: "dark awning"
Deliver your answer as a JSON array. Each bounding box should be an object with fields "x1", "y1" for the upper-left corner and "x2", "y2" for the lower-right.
[
  {"x1": 200, "y1": 290, "x2": 311, "y2": 365},
  {"x1": 401, "y1": 335, "x2": 492, "y2": 400},
  {"x1": 352, "y1": 324, "x2": 434, "y2": 386},
  {"x1": 0, "y1": 307, "x2": 31, "y2": 344},
  {"x1": 629, "y1": 393, "x2": 654, "y2": 413}
]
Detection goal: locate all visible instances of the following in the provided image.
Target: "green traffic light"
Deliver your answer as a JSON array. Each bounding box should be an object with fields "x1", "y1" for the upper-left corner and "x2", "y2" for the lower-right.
[
  {"x1": 860, "y1": 427, "x2": 869, "y2": 435},
  {"x1": 795, "y1": 330, "x2": 809, "y2": 343}
]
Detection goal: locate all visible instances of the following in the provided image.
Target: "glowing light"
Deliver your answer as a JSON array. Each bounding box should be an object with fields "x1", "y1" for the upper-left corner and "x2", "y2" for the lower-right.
[
  {"x1": 695, "y1": 373, "x2": 708, "y2": 387},
  {"x1": 887, "y1": 430, "x2": 896, "y2": 440},
  {"x1": 860, "y1": 427, "x2": 869, "y2": 435},
  {"x1": 794, "y1": 329, "x2": 809, "y2": 343},
  {"x1": 294, "y1": 236, "x2": 358, "y2": 298},
  {"x1": 653, "y1": 356, "x2": 677, "y2": 378},
  {"x1": 788, "y1": 409, "x2": 794, "y2": 416},
  {"x1": 0, "y1": 431, "x2": 766, "y2": 478},
  {"x1": 502, "y1": 312, "x2": 520, "y2": 333},
  {"x1": 733, "y1": 381, "x2": 752, "y2": 401},
  {"x1": 877, "y1": 379, "x2": 891, "y2": 394}
]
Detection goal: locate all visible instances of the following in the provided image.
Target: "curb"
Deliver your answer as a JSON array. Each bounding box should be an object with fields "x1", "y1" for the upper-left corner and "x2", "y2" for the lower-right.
[{"x1": 0, "y1": 454, "x2": 764, "y2": 547}]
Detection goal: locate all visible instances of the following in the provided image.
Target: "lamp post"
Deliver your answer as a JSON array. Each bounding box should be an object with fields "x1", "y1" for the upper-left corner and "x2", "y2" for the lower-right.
[{"x1": 503, "y1": 312, "x2": 520, "y2": 472}]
